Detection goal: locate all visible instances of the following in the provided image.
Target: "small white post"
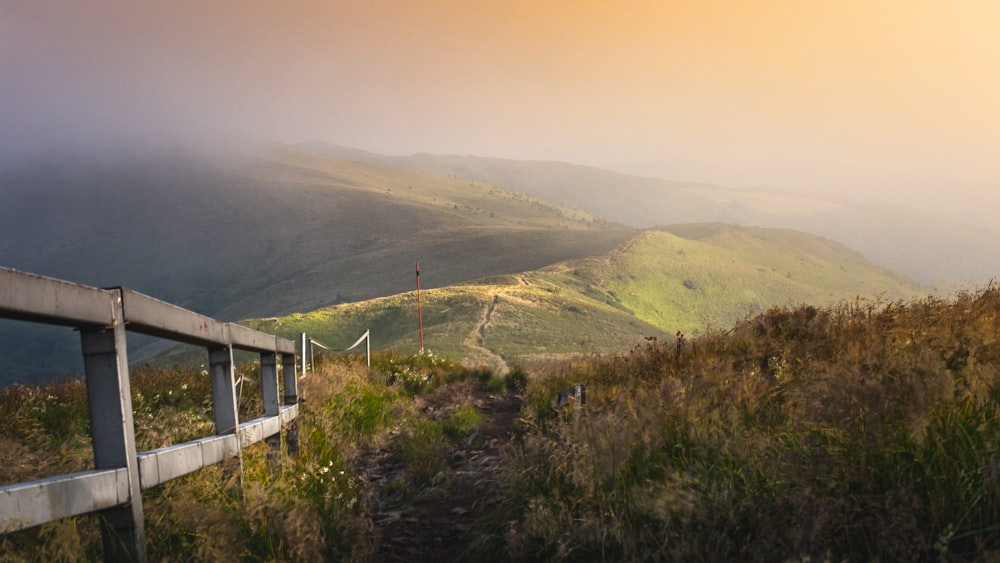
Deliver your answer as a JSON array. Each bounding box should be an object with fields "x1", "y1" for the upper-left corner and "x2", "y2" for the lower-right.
[{"x1": 300, "y1": 332, "x2": 308, "y2": 374}]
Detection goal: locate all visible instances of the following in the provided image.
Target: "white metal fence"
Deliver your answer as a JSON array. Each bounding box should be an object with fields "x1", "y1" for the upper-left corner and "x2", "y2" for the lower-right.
[{"x1": 0, "y1": 267, "x2": 300, "y2": 561}]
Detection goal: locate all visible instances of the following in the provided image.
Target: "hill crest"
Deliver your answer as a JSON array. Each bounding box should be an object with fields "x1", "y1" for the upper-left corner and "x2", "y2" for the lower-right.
[
  {"x1": 299, "y1": 141, "x2": 999, "y2": 286},
  {"x1": 233, "y1": 223, "x2": 922, "y2": 371}
]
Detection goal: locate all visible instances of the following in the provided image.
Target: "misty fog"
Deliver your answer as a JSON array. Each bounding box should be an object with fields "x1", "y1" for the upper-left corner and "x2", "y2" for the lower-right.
[{"x1": 1, "y1": 1, "x2": 998, "y2": 232}]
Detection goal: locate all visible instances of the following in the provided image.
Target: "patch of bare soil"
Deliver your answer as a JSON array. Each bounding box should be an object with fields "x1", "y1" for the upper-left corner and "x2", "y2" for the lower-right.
[{"x1": 357, "y1": 381, "x2": 522, "y2": 562}]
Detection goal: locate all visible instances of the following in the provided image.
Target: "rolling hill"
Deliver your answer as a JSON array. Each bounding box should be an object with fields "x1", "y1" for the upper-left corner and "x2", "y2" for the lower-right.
[
  {"x1": 303, "y1": 142, "x2": 1000, "y2": 286},
  {"x1": 0, "y1": 141, "x2": 934, "y2": 384},
  {"x1": 0, "y1": 143, "x2": 634, "y2": 384},
  {"x1": 234, "y1": 223, "x2": 922, "y2": 373}
]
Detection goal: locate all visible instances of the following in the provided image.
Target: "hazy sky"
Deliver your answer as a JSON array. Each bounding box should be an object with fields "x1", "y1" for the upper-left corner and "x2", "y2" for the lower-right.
[{"x1": 3, "y1": 1, "x2": 999, "y2": 223}]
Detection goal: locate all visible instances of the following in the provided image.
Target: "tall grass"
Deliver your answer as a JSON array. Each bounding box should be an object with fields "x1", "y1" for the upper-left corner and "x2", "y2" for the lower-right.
[
  {"x1": 496, "y1": 286, "x2": 1000, "y2": 561},
  {"x1": 6, "y1": 287, "x2": 1000, "y2": 560},
  {"x1": 0, "y1": 351, "x2": 500, "y2": 560}
]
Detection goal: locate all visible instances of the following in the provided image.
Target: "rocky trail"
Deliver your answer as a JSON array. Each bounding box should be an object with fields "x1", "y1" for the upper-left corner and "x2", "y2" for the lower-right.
[{"x1": 357, "y1": 381, "x2": 522, "y2": 561}]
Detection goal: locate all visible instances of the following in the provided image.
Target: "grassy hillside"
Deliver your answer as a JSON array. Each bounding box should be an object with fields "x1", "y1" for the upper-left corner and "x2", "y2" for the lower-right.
[
  {"x1": 4, "y1": 286, "x2": 999, "y2": 561},
  {"x1": 224, "y1": 224, "x2": 921, "y2": 373},
  {"x1": 238, "y1": 276, "x2": 671, "y2": 376},
  {"x1": 307, "y1": 143, "x2": 1000, "y2": 286},
  {"x1": 586, "y1": 223, "x2": 922, "y2": 333},
  {"x1": 0, "y1": 144, "x2": 634, "y2": 384},
  {"x1": 0, "y1": 144, "x2": 623, "y2": 318},
  {"x1": 501, "y1": 284, "x2": 1000, "y2": 561}
]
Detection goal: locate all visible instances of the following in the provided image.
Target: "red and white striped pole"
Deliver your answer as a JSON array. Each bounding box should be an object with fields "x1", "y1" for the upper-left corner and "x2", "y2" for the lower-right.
[{"x1": 416, "y1": 261, "x2": 424, "y2": 356}]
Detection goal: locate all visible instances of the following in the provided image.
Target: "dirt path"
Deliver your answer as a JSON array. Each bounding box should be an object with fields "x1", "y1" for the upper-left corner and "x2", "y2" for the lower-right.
[
  {"x1": 357, "y1": 381, "x2": 522, "y2": 561},
  {"x1": 461, "y1": 294, "x2": 509, "y2": 376}
]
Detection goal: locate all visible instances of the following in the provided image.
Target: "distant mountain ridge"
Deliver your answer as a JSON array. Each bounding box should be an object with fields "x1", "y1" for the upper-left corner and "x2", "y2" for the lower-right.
[{"x1": 301, "y1": 141, "x2": 1000, "y2": 286}]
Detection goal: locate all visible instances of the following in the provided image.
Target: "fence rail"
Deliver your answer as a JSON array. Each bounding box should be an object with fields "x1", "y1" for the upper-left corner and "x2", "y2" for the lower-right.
[{"x1": 0, "y1": 267, "x2": 299, "y2": 562}]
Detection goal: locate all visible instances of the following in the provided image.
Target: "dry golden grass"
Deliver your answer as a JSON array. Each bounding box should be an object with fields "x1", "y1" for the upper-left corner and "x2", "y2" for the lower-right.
[
  {"x1": 6, "y1": 287, "x2": 1000, "y2": 560},
  {"x1": 493, "y1": 286, "x2": 1000, "y2": 561},
  {"x1": 0, "y1": 352, "x2": 506, "y2": 561}
]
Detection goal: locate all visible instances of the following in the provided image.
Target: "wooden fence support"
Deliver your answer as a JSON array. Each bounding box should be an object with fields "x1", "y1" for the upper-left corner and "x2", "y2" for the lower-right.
[{"x1": 81, "y1": 293, "x2": 145, "y2": 562}]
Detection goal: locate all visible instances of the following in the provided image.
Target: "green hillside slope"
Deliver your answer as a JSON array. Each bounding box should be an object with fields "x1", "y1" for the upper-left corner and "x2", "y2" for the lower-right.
[
  {"x1": 233, "y1": 223, "x2": 921, "y2": 371},
  {"x1": 0, "y1": 144, "x2": 634, "y2": 384},
  {"x1": 305, "y1": 143, "x2": 1000, "y2": 286},
  {"x1": 571, "y1": 223, "x2": 921, "y2": 332}
]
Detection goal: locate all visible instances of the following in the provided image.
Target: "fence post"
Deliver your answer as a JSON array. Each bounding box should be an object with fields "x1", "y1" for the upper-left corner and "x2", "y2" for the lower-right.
[
  {"x1": 300, "y1": 332, "x2": 308, "y2": 374},
  {"x1": 281, "y1": 351, "x2": 299, "y2": 456},
  {"x1": 281, "y1": 351, "x2": 298, "y2": 404},
  {"x1": 208, "y1": 345, "x2": 239, "y2": 435},
  {"x1": 260, "y1": 352, "x2": 281, "y2": 462},
  {"x1": 261, "y1": 352, "x2": 279, "y2": 417},
  {"x1": 81, "y1": 291, "x2": 145, "y2": 562}
]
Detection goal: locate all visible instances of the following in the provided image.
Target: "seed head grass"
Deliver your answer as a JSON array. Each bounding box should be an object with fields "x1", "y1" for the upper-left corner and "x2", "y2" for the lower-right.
[
  {"x1": 491, "y1": 286, "x2": 1000, "y2": 561},
  {"x1": 0, "y1": 351, "x2": 499, "y2": 560},
  {"x1": 5, "y1": 287, "x2": 1000, "y2": 560}
]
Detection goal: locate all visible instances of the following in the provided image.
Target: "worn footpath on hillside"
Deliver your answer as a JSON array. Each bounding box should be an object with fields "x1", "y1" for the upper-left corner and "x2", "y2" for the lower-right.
[{"x1": 357, "y1": 381, "x2": 522, "y2": 561}]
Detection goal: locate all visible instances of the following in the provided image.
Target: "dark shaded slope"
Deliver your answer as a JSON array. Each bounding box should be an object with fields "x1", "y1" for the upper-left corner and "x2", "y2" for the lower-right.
[{"x1": 0, "y1": 147, "x2": 634, "y2": 384}]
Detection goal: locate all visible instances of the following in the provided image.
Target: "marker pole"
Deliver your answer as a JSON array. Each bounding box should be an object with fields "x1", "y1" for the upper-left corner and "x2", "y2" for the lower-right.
[{"x1": 416, "y1": 262, "x2": 424, "y2": 355}]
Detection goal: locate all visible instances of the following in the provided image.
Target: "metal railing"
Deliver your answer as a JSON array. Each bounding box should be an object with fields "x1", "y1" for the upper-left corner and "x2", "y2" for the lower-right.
[
  {"x1": 301, "y1": 329, "x2": 370, "y2": 373},
  {"x1": 0, "y1": 267, "x2": 300, "y2": 561}
]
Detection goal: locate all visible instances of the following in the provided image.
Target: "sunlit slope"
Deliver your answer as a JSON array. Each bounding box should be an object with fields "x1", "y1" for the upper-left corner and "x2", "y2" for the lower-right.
[
  {"x1": 0, "y1": 144, "x2": 624, "y2": 321},
  {"x1": 203, "y1": 145, "x2": 634, "y2": 319},
  {"x1": 561, "y1": 223, "x2": 922, "y2": 333},
  {"x1": 239, "y1": 223, "x2": 921, "y2": 369},
  {"x1": 305, "y1": 143, "x2": 1000, "y2": 286},
  {"x1": 241, "y1": 276, "x2": 670, "y2": 372},
  {"x1": 0, "y1": 144, "x2": 634, "y2": 384}
]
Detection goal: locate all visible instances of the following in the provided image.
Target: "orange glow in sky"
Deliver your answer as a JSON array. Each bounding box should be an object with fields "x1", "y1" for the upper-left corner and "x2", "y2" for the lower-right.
[{"x1": 2, "y1": 1, "x2": 999, "y2": 220}]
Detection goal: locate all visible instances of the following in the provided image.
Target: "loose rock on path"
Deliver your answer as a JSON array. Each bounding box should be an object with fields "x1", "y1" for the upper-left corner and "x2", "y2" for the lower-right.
[{"x1": 357, "y1": 381, "x2": 522, "y2": 562}]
